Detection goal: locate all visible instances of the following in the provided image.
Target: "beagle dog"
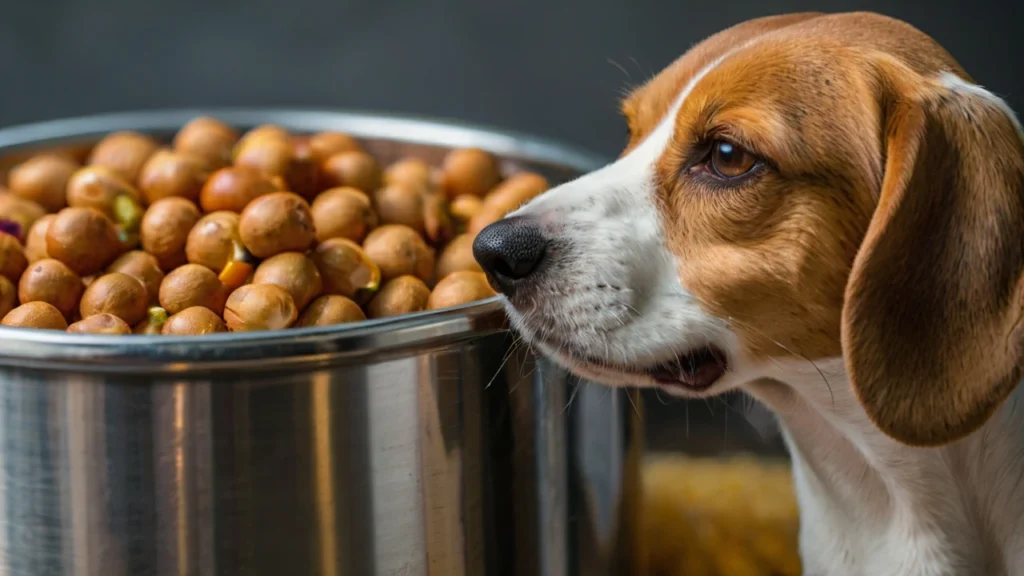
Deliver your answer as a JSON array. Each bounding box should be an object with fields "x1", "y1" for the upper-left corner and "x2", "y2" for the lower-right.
[{"x1": 472, "y1": 12, "x2": 1024, "y2": 576}]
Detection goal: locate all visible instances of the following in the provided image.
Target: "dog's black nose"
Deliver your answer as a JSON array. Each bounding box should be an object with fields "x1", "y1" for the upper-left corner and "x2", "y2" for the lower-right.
[{"x1": 472, "y1": 216, "x2": 547, "y2": 294}]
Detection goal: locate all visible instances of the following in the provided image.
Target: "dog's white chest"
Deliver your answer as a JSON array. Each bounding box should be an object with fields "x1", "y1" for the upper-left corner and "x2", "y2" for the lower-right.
[{"x1": 771, "y1": 383, "x2": 1024, "y2": 576}]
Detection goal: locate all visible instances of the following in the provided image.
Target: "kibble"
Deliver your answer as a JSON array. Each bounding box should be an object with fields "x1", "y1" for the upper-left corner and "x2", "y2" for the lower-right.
[
  {"x1": 159, "y1": 264, "x2": 226, "y2": 315},
  {"x1": 297, "y1": 294, "x2": 365, "y2": 327},
  {"x1": 185, "y1": 211, "x2": 243, "y2": 272},
  {"x1": 140, "y1": 197, "x2": 202, "y2": 271},
  {"x1": 312, "y1": 187, "x2": 376, "y2": 243},
  {"x1": 2, "y1": 301, "x2": 68, "y2": 330},
  {"x1": 252, "y1": 252, "x2": 322, "y2": 311},
  {"x1": 79, "y1": 272, "x2": 149, "y2": 326},
  {"x1": 173, "y1": 117, "x2": 239, "y2": 170},
  {"x1": 88, "y1": 131, "x2": 159, "y2": 184},
  {"x1": 362, "y1": 224, "x2": 434, "y2": 283},
  {"x1": 68, "y1": 313, "x2": 132, "y2": 334},
  {"x1": 0, "y1": 117, "x2": 532, "y2": 336},
  {"x1": 0, "y1": 233, "x2": 28, "y2": 282},
  {"x1": 224, "y1": 283, "x2": 297, "y2": 331},
  {"x1": 45, "y1": 207, "x2": 122, "y2": 276},
  {"x1": 0, "y1": 276, "x2": 16, "y2": 319},
  {"x1": 138, "y1": 149, "x2": 209, "y2": 204},
  {"x1": 238, "y1": 192, "x2": 316, "y2": 258},
  {"x1": 18, "y1": 258, "x2": 83, "y2": 319},
  {"x1": 162, "y1": 306, "x2": 227, "y2": 335},
  {"x1": 367, "y1": 275, "x2": 431, "y2": 319},
  {"x1": 8, "y1": 154, "x2": 78, "y2": 213}
]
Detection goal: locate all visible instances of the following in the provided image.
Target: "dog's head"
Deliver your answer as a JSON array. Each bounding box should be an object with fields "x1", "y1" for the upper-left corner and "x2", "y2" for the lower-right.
[{"x1": 473, "y1": 12, "x2": 1024, "y2": 447}]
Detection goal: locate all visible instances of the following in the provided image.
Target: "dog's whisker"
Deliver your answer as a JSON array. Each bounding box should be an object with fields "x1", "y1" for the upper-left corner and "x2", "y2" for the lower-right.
[
  {"x1": 561, "y1": 380, "x2": 581, "y2": 414},
  {"x1": 625, "y1": 388, "x2": 642, "y2": 421},
  {"x1": 725, "y1": 315, "x2": 838, "y2": 409}
]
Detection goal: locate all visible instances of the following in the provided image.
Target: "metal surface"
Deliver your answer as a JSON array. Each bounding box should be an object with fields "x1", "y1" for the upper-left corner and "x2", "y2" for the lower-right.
[{"x1": 0, "y1": 110, "x2": 643, "y2": 576}]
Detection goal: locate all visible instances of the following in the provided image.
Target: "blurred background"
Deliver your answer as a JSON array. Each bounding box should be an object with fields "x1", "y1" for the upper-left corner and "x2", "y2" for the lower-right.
[
  {"x1": 1, "y1": 0, "x2": 1019, "y2": 161},
  {"x1": 0, "y1": 0, "x2": 1019, "y2": 450}
]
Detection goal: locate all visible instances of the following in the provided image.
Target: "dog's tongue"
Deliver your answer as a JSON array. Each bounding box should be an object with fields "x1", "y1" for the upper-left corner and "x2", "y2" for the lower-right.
[{"x1": 649, "y1": 348, "x2": 727, "y2": 390}]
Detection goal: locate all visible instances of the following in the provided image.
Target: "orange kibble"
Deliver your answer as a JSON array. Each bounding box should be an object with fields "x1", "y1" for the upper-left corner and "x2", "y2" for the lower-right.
[{"x1": 218, "y1": 259, "x2": 254, "y2": 292}]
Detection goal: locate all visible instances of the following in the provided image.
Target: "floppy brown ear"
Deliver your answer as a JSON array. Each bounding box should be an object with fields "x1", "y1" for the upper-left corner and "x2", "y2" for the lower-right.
[{"x1": 843, "y1": 63, "x2": 1024, "y2": 446}]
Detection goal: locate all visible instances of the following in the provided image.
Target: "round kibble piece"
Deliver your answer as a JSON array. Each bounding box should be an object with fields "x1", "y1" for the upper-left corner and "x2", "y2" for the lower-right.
[
  {"x1": 297, "y1": 295, "x2": 366, "y2": 327},
  {"x1": 18, "y1": 258, "x2": 84, "y2": 318},
  {"x1": 88, "y1": 131, "x2": 159, "y2": 183},
  {"x1": 186, "y1": 211, "x2": 243, "y2": 272},
  {"x1": 450, "y1": 194, "x2": 482, "y2": 226},
  {"x1": 0, "y1": 276, "x2": 16, "y2": 319},
  {"x1": 8, "y1": 154, "x2": 78, "y2": 212},
  {"x1": 427, "y1": 271, "x2": 497, "y2": 310},
  {"x1": 159, "y1": 264, "x2": 226, "y2": 315},
  {"x1": 435, "y1": 234, "x2": 482, "y2": 280},
  {"x1": 362, "y1": 224, "x2": 435, "y2": 283},
  {"x1": 0, "y1": 195, "x2": 47, "y2": 242},
  {"x1": 233, "y1": 135, "x2": 294, "y2": 179},
  {"x1": 441, "y1": 148, "x2": 501, "y2": 198},
  {"x1": 199, "y1": 166, "x2": 279, "y2": 213},
  {"x1": 67, "y1": 313, "x2": 132, "y2": 334},
  {"x1": 234, "y1": 125, "x2": 290, "y2": 155},
  {"x1": 66, "y1": 166, "x2": 143, "y2": 220},
  {"x1": 485, "y1": 172, "x2": 549, "y2": 207},
  {"x1": 138, "y1": 149, "x2": 209, "y2": 204},
  {"x1": 238, "y1": 192, "x2": 316, "y2": 258},
  {"x1": 80, "y1": 272, "x2": 149, "y2": 326},
  {"x1": 468, "y1": 172, "x2": 549, "y2": 235},
  {"x1": 2, "y1": 301, "x2": 68, "y2": 330},
  {"x1": 384, "y1": 158, "x2": 434, "y2": 190},
  {"x1": 252, "y1": 252, "x2": 322, "y2": 311},
  {"x1": 224, "y1": 284, "x2": 297, "y2": 332},
  {"x1": 107, "y1": 251, "x2": 164, "y2": 305},
  {"x1": 140, "y1": 197, "x2": 202, "y2": 271},
  {"x1": 162, "y1": 306, "x2": 227, "y2": 335},
  {"x1": 0, "y1": 233, "x2": 28, "y2": 282},
  {"x1": 46, "y1": 207, "x2": 122, "y2": 276},
  {"x1": 321, "y1": 151, "x2": 381, "y2": 192},
  {"x1": 310, "y1": 238, "x2": 381, "y2": 300},
  {"x1": 23, "y1": 214, "x2": 54, "y2": 262},
  {"x1": 373, "y1": 183, "x2": 425, "y2": 233},
  {"x1": 311, "y1": 187, "x2": 377, "y2": 243},
  {"x1": 467, "y1": 203, "x2": 510, "y2": 236},
  {"x1": 308, "y1": 131, "x2": 361, "y2": 163},
  {"x1": 367, "y1": 275, "x2": 431, "y2": 319},
  {"x1": 173, "y1": 116, "x2": 239, "y2": 169}
]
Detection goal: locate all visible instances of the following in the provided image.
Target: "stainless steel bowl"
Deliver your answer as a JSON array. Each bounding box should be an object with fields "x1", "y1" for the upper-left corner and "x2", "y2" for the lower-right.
[{"x1": 0, "y1": 110, "x2": 644, "y2": 576}]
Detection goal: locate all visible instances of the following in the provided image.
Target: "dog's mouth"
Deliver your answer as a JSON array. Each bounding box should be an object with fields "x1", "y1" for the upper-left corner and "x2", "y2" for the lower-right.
[{"x1": 563, "y1": 345, "x2": 730, "y2": 392}]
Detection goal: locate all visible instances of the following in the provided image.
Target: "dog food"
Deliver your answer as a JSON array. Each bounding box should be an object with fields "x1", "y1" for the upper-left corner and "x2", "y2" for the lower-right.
[
  {"x1": 642, "y1": 455, "x2": 801, "y2": 576},
  {"x1": 0, "y1": 117, "x2": 546, "y2": 334}
]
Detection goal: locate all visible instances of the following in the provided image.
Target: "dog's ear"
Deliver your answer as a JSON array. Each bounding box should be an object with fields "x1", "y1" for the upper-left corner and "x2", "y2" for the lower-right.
[{"x1": 843, "y1": 60, "x2": 1024, "y2": 446}]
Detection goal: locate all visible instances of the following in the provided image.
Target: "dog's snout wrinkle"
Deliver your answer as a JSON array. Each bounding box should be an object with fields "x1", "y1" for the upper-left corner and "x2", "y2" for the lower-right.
[{"x1": 472, "y1": 216, "x2": 548, "y2": 295}]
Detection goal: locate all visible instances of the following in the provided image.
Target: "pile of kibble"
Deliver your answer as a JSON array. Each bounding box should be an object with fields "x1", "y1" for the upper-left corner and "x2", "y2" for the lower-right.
[{"x1": 0, "y1": 117, "x2": 546, "y2": 335}]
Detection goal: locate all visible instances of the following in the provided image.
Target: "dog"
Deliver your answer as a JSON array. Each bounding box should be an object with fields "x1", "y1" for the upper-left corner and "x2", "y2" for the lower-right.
[{"x1": 471, "y1": 12, "x2": 1024, "y2": 576}]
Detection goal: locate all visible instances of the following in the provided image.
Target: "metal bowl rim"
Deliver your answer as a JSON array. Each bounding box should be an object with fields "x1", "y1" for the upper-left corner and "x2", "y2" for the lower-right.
[{"x1": 0, "y1": 108, "x2": 606, "y2": 367}]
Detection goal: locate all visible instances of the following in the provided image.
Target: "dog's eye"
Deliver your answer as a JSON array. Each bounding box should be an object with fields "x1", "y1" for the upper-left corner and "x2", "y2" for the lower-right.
[{"x1": 709, "y1": 141, "x2": 758, "y2": 179}]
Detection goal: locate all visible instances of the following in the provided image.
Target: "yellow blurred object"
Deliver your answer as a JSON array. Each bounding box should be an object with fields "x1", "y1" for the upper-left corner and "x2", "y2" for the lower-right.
[{"x1": 641, "y1": 454, "x2": 802, "y2": 576}]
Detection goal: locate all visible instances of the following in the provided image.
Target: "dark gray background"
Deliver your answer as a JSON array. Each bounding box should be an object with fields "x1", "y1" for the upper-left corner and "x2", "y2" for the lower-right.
[
  {"x1": 1, "y1": 0, "x2": 1020, "y2": 158},
  {"x1": 1, "y1": 0, "x2": 1019, "y2": 452}
]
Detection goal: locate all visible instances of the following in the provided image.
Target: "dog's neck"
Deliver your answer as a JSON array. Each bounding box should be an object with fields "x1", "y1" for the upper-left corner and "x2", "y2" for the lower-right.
[{"x1": 745, "y1": 358, "x2": 1024, "y2": 576}]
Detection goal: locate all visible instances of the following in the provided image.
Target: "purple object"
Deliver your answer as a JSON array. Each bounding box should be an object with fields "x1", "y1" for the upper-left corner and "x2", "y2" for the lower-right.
[{"x1": 0, "y1": 220, "x2": 22, "y2": 239}]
